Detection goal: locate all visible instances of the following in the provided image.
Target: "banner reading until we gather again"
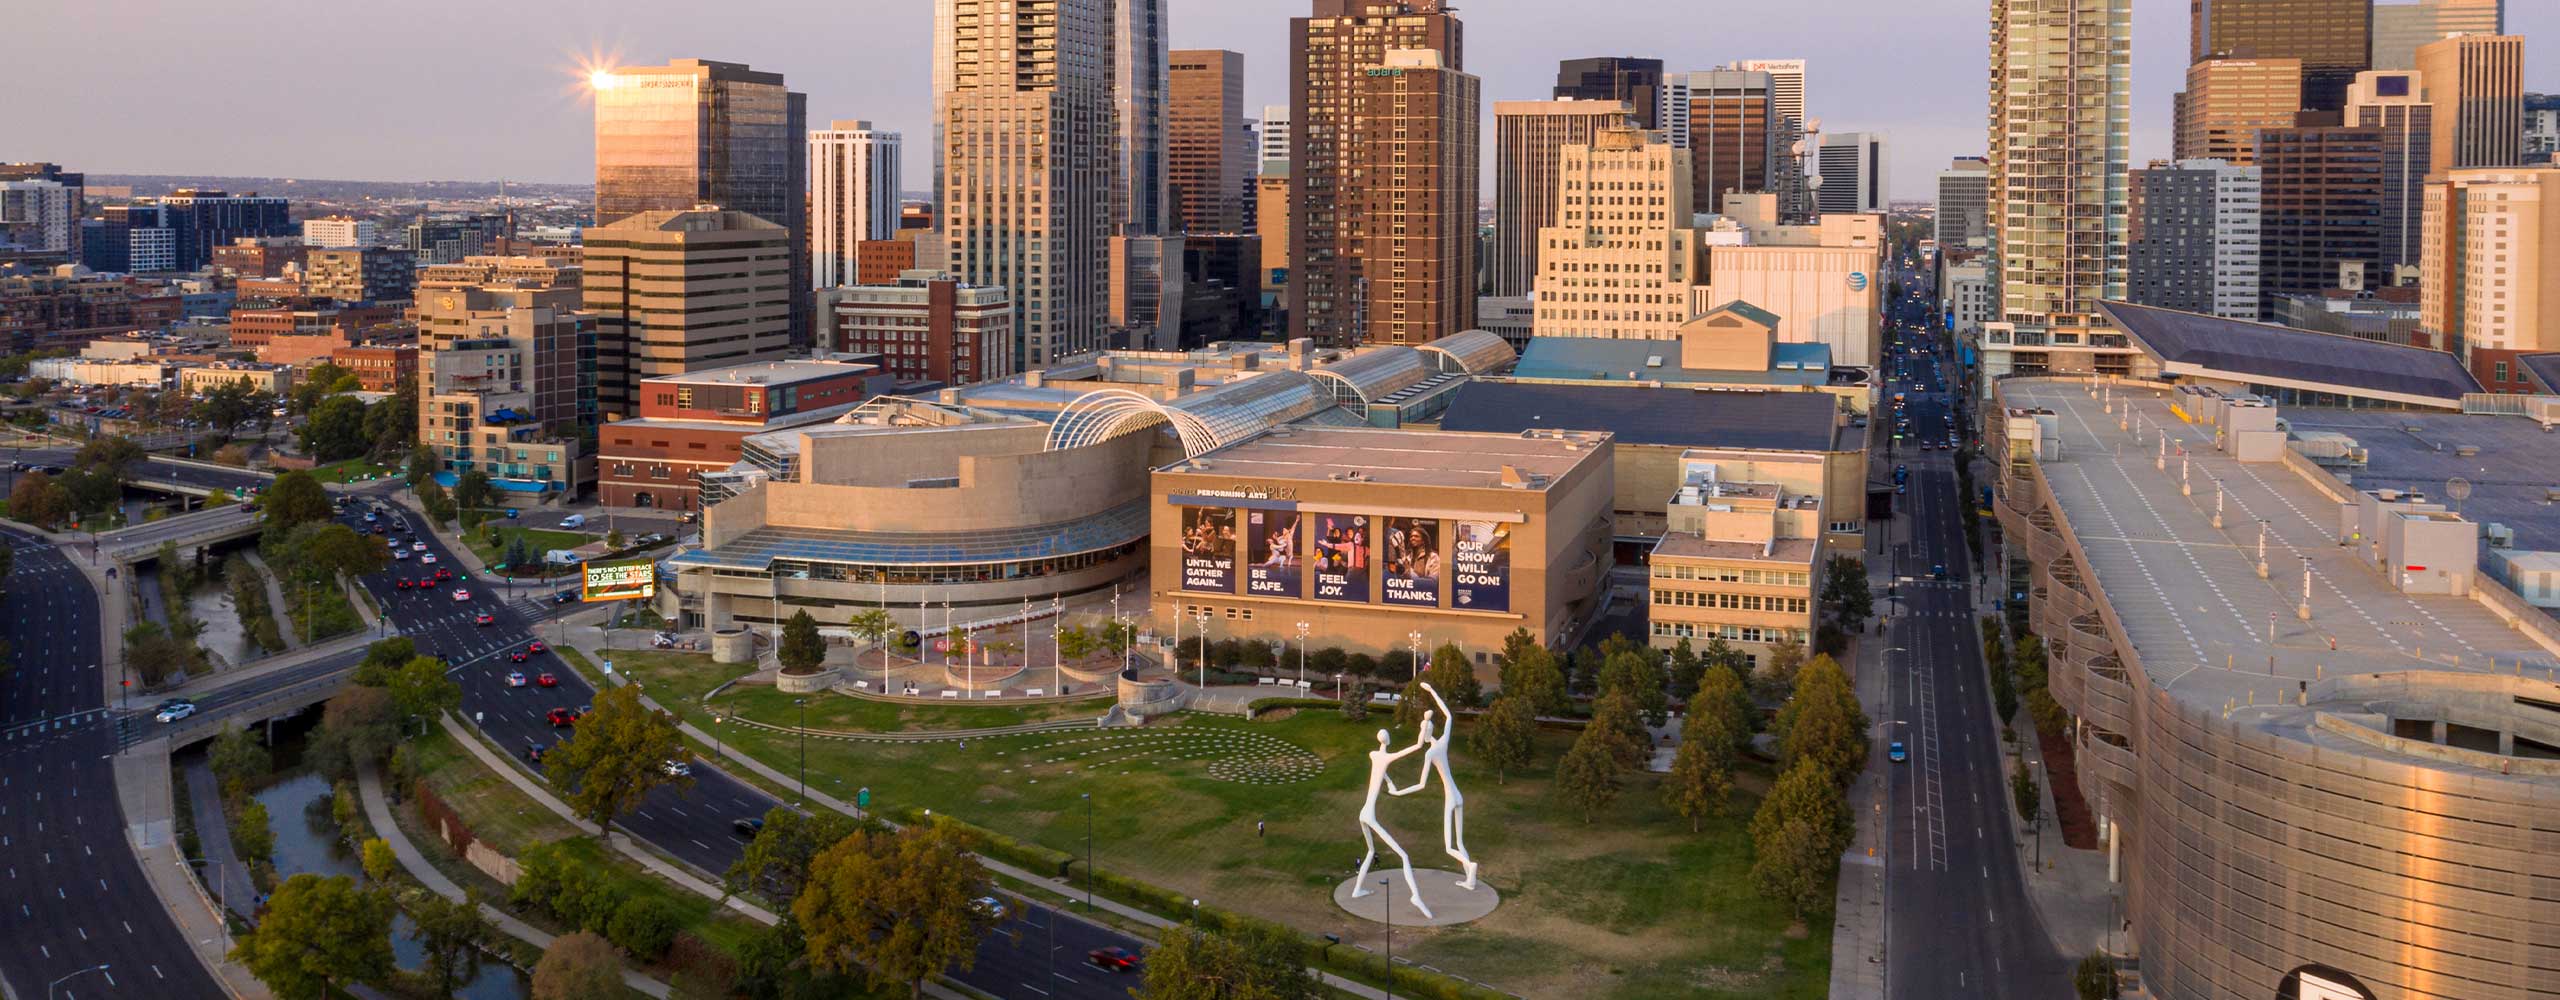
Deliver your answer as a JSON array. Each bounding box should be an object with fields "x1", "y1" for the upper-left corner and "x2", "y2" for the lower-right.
[
  {"x1": 1245, "y1": 508, "x2": 1303, "y2": 599},
  {"x1": 1180, "y1": 505, "x2": 1238, "y2": 593},
  {"x1": 1451, "y1": 519, "x2": 1512, "y2": 613},
  {"x1": 1310, "y1": 513, "x2": 1370, "y2": 603},
  {"x1": 1380, "y1": 516, "x2": 1442, "y2": 608}
]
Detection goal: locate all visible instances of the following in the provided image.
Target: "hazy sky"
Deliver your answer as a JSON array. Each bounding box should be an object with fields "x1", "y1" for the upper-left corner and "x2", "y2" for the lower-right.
[{"x1": 6, "y1": 0, "x2": 2554, "y2": 198}]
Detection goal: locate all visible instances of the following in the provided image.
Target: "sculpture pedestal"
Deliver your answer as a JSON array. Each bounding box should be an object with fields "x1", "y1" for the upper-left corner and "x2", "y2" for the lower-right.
[{"x1": 1333, "y1": 868, "x2": 1500, "y2": 927}]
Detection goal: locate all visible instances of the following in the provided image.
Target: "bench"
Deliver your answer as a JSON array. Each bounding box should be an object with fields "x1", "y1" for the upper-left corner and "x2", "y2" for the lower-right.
[
  {"x1": 1257, "y1": 677, "x2": 1278, "y2": 686},
  {"x1": 1295, "y1": 680, "x2": 1314, "y2": 690},
  {"x1": 852, "y1": 680, "x2": 871, "y2": 691},
  {"x1": 940, "y1": 689, "x2": 960, "y2": 699},
  {"x1": 982, "y1": 689, "x2": 1004, "y2": 699},
  {"x1": 1025, "y1": 688, "x2": 1045, "y2": 697}
]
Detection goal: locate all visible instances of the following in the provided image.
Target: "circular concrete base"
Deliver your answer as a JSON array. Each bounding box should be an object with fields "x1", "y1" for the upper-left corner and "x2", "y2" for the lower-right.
[{"x1": 1333, "y1": 868, "x2": 1499, "y2": 927}]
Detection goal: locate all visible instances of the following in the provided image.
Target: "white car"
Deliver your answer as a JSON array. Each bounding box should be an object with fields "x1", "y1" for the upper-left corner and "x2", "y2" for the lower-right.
[
  {"x1": 661, "y1": 759, "x2": 693, "y2": 777},
  {"x1": 970, "y1": 896, "x2": 1008, "y2": 920},
  {"x1": 154, "y1": 702, "x2": 196, "y2": 723},
  {"x1": 505, "y1": 672, "x2": 528, "y2": 687},
  {"x1": 411, "y1": 542, "x2": 428, "y2": 552},
  {"x1": 450, "y1": 589, "x2": 472, "y2": 602},
  {"x1": 392, "y1": 549, "x2": 410, "y2": 561},
  {"x1": 420, "y1": 553, "x2": 438, "y2": 564}
]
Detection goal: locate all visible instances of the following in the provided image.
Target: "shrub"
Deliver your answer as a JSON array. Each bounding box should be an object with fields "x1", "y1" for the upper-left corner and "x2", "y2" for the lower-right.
[{"x1": 606, "y1": 896, "x2": 681, "y2": 959}]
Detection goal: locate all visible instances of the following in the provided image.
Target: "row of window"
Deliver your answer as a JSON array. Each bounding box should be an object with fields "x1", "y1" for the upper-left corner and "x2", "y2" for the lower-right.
[
  {"x1": 1649, "y1": 564, "x2": 1811, "y2": 587},
  {"x1": 1651, "y1": 590, "x2": 1811, "y2": 614},
  {"x1": 749, "y1": 540, "x2": 1144, "y2": 587},
  {"x1": 1650, "y1": 621, "x2": 1809, "y2": 644}
]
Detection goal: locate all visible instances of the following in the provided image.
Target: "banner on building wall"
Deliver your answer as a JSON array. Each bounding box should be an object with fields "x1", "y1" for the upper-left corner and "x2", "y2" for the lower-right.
[
  {"x1": 1245, "y1": 509, "x2": 1303, "y2": 599},
  {"x1": 581, "y1": 559, "x2": 656, "y2": 602},
  {"x1": 1451, "y1": 519, "x2": 1512, "y2": 613},
  {"x1": 1380, "y1": 516, "x2": 1443, "y2": 608},
  {"x1": 1179, "y1": 506, "x2": 1237, "y2": 593},
  {"x1": 1310, "y1": 513, "x2": 1371, "y2": 603}
]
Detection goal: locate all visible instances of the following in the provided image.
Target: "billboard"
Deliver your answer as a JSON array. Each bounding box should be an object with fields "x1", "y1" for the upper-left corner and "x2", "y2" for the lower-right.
[
  {"x1": 1244, "y1": 509, "x2": 1303, "y2": 599},
  {"x1": 1178, "y1": 505, "x2": 1237, "y2": 593},
  {"x1": 580, "y1": 559, "x2": 657, "y2": 602},
  {"x1": 1451, "y1": 520, "x2": 1512, "y2": 612},
  {"x1": 1380, "y1": 516, "x2": 1442, "y2": 608},
  {"x1": 1310, "y1": 513, "x2": 1370, "y2": 603}
]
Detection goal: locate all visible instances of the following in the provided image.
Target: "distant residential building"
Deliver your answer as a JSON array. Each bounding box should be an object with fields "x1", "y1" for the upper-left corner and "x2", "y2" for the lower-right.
[
  {"x1": 593, "y1": 58, "x2": 808, "y2": 344},
  {"x1": 2371, "y1": 0, "x2": 2504, "y2": 70},
  {"x1": 1493, "y1": 99, "x2": 1638, "y2": 297},
  {"x1": 1168, "y1": 50, "x2": 1249, "y2": 235},
  {"x1": 1979, "y1": 0, "x2": 2130, "y2": 383},
  {"x1": 2174, "y1": 59, "x2": 2304, "y2": 166},
  {"x1": 421, "y1": 336, "x2": 590, "y2": 497},
  {"x1": 1343, "y1": 49, "x2": 1479, "y2": 347},
  {"x1": 1942, "y1": 260, "x2": 1991, "y2": 335},
  {"x1": 2127, "y1": 159, "x2": 2262, "y2": 320},
  {"x1": 1935, "y1": 157, "x2": 1992, "y2": 250},
  {"x1": 583, "y1": 208, "x2": 793, "y2": 416},
  {"x1": 2192, "y1": 0, "x2": 2372, "y2": 111},
  {"x1": 821, "y1": 271, "x2": 1013, "y2": 385},
  {"x1": 0, "y1": 272, "x2": 182, "y2": 353},
  {"x1": 211, "y1": 238, "x2": 306, "y2": 280},
  {"x1": 1816, "y1": 132, "x2": 1888, "y2": 215},
  {"x1": 2415, "y1": 34, "x2": 2526, "y2": 174},
  {"x1": 1531, "y1": 127, "x2": 1697, "y2": 341},
  {"x1": 83, "y1": 189, "x2": 289, "y2": 273},
  {"x1": 404, "y1": 214, "x2": 508, "y2": 265},
  {"x1": 597, "y1": 358, "x2": 891, "y2": 510},
  {"x1": 0, "y1": 163, "x2": 82, "y2": 261},
  {"x1": 2529, "y1": 94, "x2": 2560, "y2": 162},
  {"x1": 328, "y1": 344, "x2": 418, "y2": 391},
  {"x1": 1553, "y1": 57, "x2": 1665, "y2": 131},
  {"x1": 2420, "y1": 167, "x2": 2560, "y2": 391},
  {"x1": 809, "y1": 120, "x2": 901, "y2": 291},
  {"x1": 235, "y1": 299, "x2": 404, "y2": 362},
  {"x1": 304, "y1": 247, "x2": 418, "y2": 305},
  {"x1": 301, "y1": 216, "x2": 377, "y2": 248}
]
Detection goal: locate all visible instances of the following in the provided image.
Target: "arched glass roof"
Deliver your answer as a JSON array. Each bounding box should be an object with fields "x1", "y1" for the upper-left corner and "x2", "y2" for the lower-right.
[
  {"x1": 1045, "y1": 370, "x2": 1327, "y2": 457},
  {"x1": 1306, "y1": 348, "x2": 1430, "y2": 406},
  {"x1": 1419, "y1": 329, "x2": 1520, "y2": 375}
]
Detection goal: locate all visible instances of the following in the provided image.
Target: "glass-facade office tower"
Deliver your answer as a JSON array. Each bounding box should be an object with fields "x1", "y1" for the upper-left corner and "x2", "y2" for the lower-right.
[
  {"x1": 1815, "y1": 132, "x2": 1888, "y2": 215},
  {"x1": 2371, "y1": 0, "x2": 2503, "y2": 70},
  {"x1": 592, "y1": 58, "x2": 808, "y2": 344},
  {"x1": 1553, "y1": 57, "x2": 1664, "y2": 131},
  {"x1": 1936, "y1": 157, "x2": 1992, "y2": 249},
  {"x1": 1665, "y1": 70, "x2": 1776, "y2": 216},
  {"x1": 809, "y1": 120, "x2": 902, "y2": 290},
  {"x1": 1167, "y1": 50, "x2": 1248, "y2": 236},
  {"x1": 2191, "y1": 0, "x2": 2372, "y2": 112},
  {"x1": 1987, "y1": 0, "x2": 2129, "y2": 333},
  {"x1": 2173, "y1": 58, "x2": 2303, "y2": 165}
]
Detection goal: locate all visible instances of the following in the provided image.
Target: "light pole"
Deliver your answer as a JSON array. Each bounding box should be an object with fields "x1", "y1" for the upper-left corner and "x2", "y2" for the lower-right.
[
  {"x1": 1295, "y1": 620, "x2": 1311, "y2": 689},
  {"x1": 793, "y1": 697, "x2": 807, "y2": 807},
  {"x1": 1194, "y1": 607, "x2": 1210, "y2": 690},
  {"x1": 1081, "y1": 792, "x2": 1095, "y2": 913},
  {"x1": 1407, "y1": 631, "x2": 1423, "y2": 680},
  {"x1": 1379, "y1": 875, "x2": 1394, "y2": 971},
  {"x1": 48, "y1": 964, "x2": 109, "y2": 999},
  {"x1": 1051, "y1": 596, "x2": 1064, "y2": 695},
  {"x1": 181, "y1": 858, "x2": 229, "y2": 937}
]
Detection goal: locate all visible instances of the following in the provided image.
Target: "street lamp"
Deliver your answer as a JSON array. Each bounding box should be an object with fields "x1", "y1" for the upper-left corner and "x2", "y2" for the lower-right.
[
  {"x1": 1081, "y1": 792, "x2": 1095, "y2": 913},
  {"x1": 1295, "y1": 620, "x2": 1311, "y2": 690},
  {"x1": 48, "y1": 965, "x2": 109, "y2": 1000},
  {"x1": 1194, "y1": 607, "x2": 1211, "y2": 691},
  {"x1": 793, "y1": 697, "x2": 807, "y2": 807},
  {"x1": 1379, "y1": 875, "x2": 1395, "y2": 971},
  {"x1": 1407, "y1": 631, "x2": 1423, "y2": 680}
]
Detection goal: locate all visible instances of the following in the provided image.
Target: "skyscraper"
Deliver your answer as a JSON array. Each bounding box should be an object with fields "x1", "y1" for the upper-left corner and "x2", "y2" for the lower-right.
[
  {"x1": 1493, "y1": 99, "x2": 1637, "y2": 297},
  {"x1": 1816, "y1": 133, "x2": 1888, "y2": 215},
  {"x1": 2420, "y1": 166, "x2": 2559, "y2": 388},
  {"x1": 939, "y1": 0, "x2": 1117, "y2": 366},
  {"x1": 1114, "y1": 0, "x2": 1169, "y2": 241},
  {"x1": 1553, "y1": 57, "x2": 1664, "y2": 131},
  {"x1": 591, "y1": 59, "x2": 808, "y2": 343},
  {"x1": 1734, "y1": 59, "x2": 1813, "y2": 221},
  {"x1": 2415, "y1": 34, "x2": 2526, "y2": 174},
  {"x1": 0, "y1": 163, "x2": 82, "y2": 262},
  {"x1": 2255, "y1": 124, "x2": 2426, "y2": 315},
  {"x1": 1168, "y1": 50, "x2": 1249, "y2": 235},
  {"x1": 1668, "y1": 70, "x2": 1776, "y2": 215},
  {"x1": 2174, "y1": 58, "x2": 2305, "y2": 165},
  {"x1": 1936, "y1": 157, "x2": 1992, "y2": 249},
  {"x1": 1256, "y1": 105, "x2": 1292, "y2": 170},
  {"x1": 2127, "y1": 159, "x2": 2262, "y2": 320},
  {"x1": 2371, "y1": 0, "x2": 2504, "y2": 70},
  {"x1": 1345, "y1": 49, "x2": 1480, "y2": 346},
  {"x1": 1288, "y1": 0, "x2": 1463, "y2": 347},
  {"x1": 2191, "y1": 0, "x2": 2374, "y2": 112},
  {"x1": 809, "y1": 120, "x2": 902, "y2": 289},
  {"x1": 1985, "y1": 0, "x2": 2129, "y2": 365},
  {"x1": 583, "y1": 208, "x2": 793, "y2": 415},
  {"x1": 2344, "y1": 69, "x2": 2436, "y2": 271},
  {"x1": 1531, "y1": 127, "x2": 1696, "y2": 340}
]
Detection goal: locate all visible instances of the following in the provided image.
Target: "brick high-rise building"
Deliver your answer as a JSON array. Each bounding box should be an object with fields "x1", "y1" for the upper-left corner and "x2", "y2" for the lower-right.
[
  {"x1": 1492, "y1": 99, "x2": 1636, "y2": 297},
  {"x1": 1552, "y1": 57, "x2": 1664, "y2": 131},
  {"x1": 1288, "y1": 0, "x2": 1463, "y2": 347},
  {"x1": 822, "y1": 272, "x2": 1013, "y2": 384},
  {"x1": 2420, "y1": 167, "x2": 2559, "y2": 389},
  {"x1": 2174, "y1": 58, "x2": 2305, "y2": 165},
  {"x1": 582, "y1": 208, "x2": 792, "y2": 416},
  {"x1": 2192, "y1": 0, "x2": 2375, "y2": 112},
  {"x1": 808, "y1": 120, "x2": 901, "y2": 290},
  {"x1": 2414, "y1": 34, "x2": 2525, "y2": 176},
  {"x1": 1345, "y1": 49, "x2": 1480, "y2": 347},
  {"x1": 304, "y1": 247, "x2": 418, "y2": 305},
  {"x1": 1167, "y1": 50, "x2": 1249, "y2": 235}
]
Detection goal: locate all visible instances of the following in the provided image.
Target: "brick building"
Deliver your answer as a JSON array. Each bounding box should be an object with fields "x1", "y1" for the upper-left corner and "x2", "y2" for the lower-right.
[
  {"x1": 329, "y1": 344, "x2": 419, "y2": 391},
  {"x1": 853, "y1": 239, "x2": 914, "y2": 286},
  {"x1": 820, "y1": 272, "x2": 1011, "y2": 385},
  {"x1": 597, "y1": 358, "x2": 888, "y2": 510},
  {"x1": 0, "y1": 272, "x2": 184, "y2": 353}
]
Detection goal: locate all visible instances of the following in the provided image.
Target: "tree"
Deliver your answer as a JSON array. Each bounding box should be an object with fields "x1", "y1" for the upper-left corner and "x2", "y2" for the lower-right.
[
  {"x1": 360, "y1": 838, "x2": 399, "y2": 884},
  {"x1": 228, "y1": 873, "x2": 395, "y2": 1000},
  {"x1": 777, "y1": 610, "x2": 827, "y2": 675},
  {"x1": 411, "y1": 890, "x2": 498, "y2": 997},
  {"x1": 231, "y1": 799, "x2": 276, "y2": 869},
  {"x1": 1749, "y1": 758, "x2": 1853, "y2": 921},
  {"x1": 1757, "y1": 637, "x2": 1809, "y2": 703},
  {"x1": 453, "y1": 470, "x2": 494, "y2": 517},
  {"x1": 1420, "y1": 642, "x2": 1483, "y2": 707},
  {"x1": 2013, "y1": 761, "x2": 2042, "y2": 825},
  {"x1": 1667, "y1": 638, "x2": 1703, "y2": 702},
  {"x1": 1823, "y1": 554, "x2": 1874, "y2": 634},
  {"x1": 2074, "y1": 951, "x2": 2119, "y2": 1000},
  {"x1": 74, "y1": 434, "x2": 144, "y2": 480},
  {"x1": 543, "y1": 684, "x2": 691, "y2": 835},
  {"x1": 531, "y1": 931, "x2": 625, "y2": 1000},
  {"x1": 301, "y1": 393, "x2": 370, "y2": 461},
  {"x1": 1596, "y1": 649, "x2": 1669, "y2": 726},
  {"x1": 1054, "y1": 625, "x2": 1099, "y2": 662},
  {"x1": 724, "y1": 806, "x2": 877, "y2": 907},
  {"x1": 308, "y1": 685, "x2": 399, "y2": 780},
  {"x1": 282, "y1": 521, "x2": 388, "y2": 584},
  {"x1": 795, "y1": 823, "x2": 993, "y2": 999},
  {"x1": 382, "y1": 655, "x2": 461, "y2": 728},
  {"x1": 1587, "y1": 689, "x2": 1651, "y2": 771},
  {"x1": 1703, "y1": 637, "x2": 1752, "y2": 691},
  {"x1": 1774, "y1": 655, "x2": 1868, "y2": 786},
  {"x1": 1337, "y1": 681, "x2": 1369, "y2": 721},
  {"x1": 0, "y1": 542, "x2": 14, "y2": 593},
  {"x1": 1471, "y1": 695, "x2": 1536, "y2": 783},
  {"x1": 406, "y1": 447, "x2": 437, "y2": 487},
  {"x1": 1553, "y1": 737, "x2": 1622, "y2": 824},
  {"x1": 1693, "y1": 664, "x2": 1754, "y2": 758},
  {"x1": 605, "y1": 527, "x2": 625, "y2": 549},
  {"x1": 1663, "y1": 725, "x2": 1736, "y2": 833},
  {"x1": 1139, "y1": 923, "x2": 1322, "y2": 1000},
  {"x1": 1391, "y1": 676, "x2": 1430, "y2": 730},
  {"x1": 355, "y1": 637, "x2": 418, "y2": 681},
  {"x1": 415, "y1": 478, "x2": 454, "y2": 526},
  {"x1": 1495, "y1": 643, "x2": 1568, "y2": 717},
  {"x1": 194, "y1": 380, "x2": 260, "y2": 439},
  {"x1": 208, "y1": 725, "x2": 270, "y2": 803},
  {"x1": 8, "y1": 471, "x2": 68, "y2": 527},
  {"x1": 263, "y1": 470, "x2": 333, "y2": 532}
]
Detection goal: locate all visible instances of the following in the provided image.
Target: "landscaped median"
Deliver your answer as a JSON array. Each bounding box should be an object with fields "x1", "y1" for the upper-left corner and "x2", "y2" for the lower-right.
[{"x1": 589, "y1": 644, "x2": 1834, "y2": 1000}]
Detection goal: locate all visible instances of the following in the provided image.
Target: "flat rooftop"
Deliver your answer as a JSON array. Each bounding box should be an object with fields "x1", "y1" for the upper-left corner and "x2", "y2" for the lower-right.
[
  {"x1": 2276, "y1": 407, "x2": 2560, "y2": 556},
  {"x1": 1654, "y1": 535, "x2": 1819, "y2": 564},
  {"x1": 642, "y1": 358, "x2": 879, "y2": 388},
  {"x1": 2000, "y1": 381, "x2": 2555, "y2": 718},
  {"x1": 1439, "y1": 381, "x2": 1843, "y2": 452},
  {"x1": 1168, "y1": 425, "x2": 1604, "y2": 491}
]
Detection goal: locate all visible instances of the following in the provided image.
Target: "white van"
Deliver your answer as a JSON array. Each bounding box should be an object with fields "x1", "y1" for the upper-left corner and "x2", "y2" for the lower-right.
[{"x1": 559, "y1": 514, "x2": 587, "y2": 528}]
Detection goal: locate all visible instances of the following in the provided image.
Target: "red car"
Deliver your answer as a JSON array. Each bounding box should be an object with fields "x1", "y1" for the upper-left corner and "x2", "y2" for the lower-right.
[
  {"x1": 535, "y1": 672, "x2": 558, "y2": 688},
  {"x1": 396, "y1": 579, "x2": 414, "y2": 590},
  {"x1": 418, "y1": 576, "x2": 438, "y2": 588},
  {"x1": 527, "y1": 640, "x2": 546, "y2": 654},
  {"x1": 434, "y1": 568, "x2": 453, "y2": 581},
  {"x1": 1086, "y1": 948, "x2": 1140, "y2": 973},
  {"x1": 474, "y1": 612, "x2": 495, "y2": 626},
  {"x1": 545, "y1": 707, "x2": 580, "y2": 727},
  {"x1": 508, "y1": 650, "x2": 529, "y2": 663}
]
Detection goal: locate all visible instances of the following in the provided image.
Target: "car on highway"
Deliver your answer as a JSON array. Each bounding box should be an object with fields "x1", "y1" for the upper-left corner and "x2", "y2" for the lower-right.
[
  {"x1": 363, "y1": 512, "x2": 378, "y2": 523},
  {"x1": 1896, "y1": 484, "x2": 1907, "y2": 495},
  {"x1": 528, "y1": 640, "x2": 546, "y2": 654},
  {"x1": 450, "y1": 589, "x2": 471, "y2": 602},
  {"x1": 435, "y1": 568, "x2": 453, "y2": 581},
  {"x1": 523, "y1": 742, "x2": 547, "y2": 763},
  {"x1": 420, "y1": 553, "x2": 438, "y2": 564},
  {"x1": 1932, "y1": 564, "x2": 1948, "y2": 580},
  {"x1": 474, "y1": 612, "x2": 496, "y2": 626},
  {"x1": 970, "y1": 896, "x2": 1008, "y2": 921},
  {"x1": 661, "y1": 759, "x2": 692, "y2": 777},
  {"x1": 418, "y1": 576, "x2": 438, "y2": 588},
  {"x1": 411, "y1": 542, "x2": 428, "y2": 552},
  {"x1": 505, "y1": 672, "x2": 527, "y2": 687},
  {"x1": 1889, "y1": 741, "x2": 1908, "y2": 763},
  {"x1": 397, "y1": 579, "x2": 415, "y2": 590},
  {"x1": 1087, "y1": 947, "x2": 1140, "y2": 973},
  {"x1": 392, "y1": 548, "x2": 408, "y2": 560},
  {"x1": 545, "y1": 707, "x2": 580, "y2": 727},
  {"x1": 535, "y1": 672, "x2": 558, "y2": 688},
  {"x1": 155, "y1": 700, "x2": 196, "y2": 723},
  {"x1": 508, "y1": 650, "x2": 529, "y2": 663},
  {"x1": 731, "y1": 817, "x2": 765, "y2": 838}
]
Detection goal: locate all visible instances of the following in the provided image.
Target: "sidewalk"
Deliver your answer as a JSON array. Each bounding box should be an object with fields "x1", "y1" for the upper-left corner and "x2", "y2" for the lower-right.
[
  {"x1": 114, "y1": 737, "x2": 270, "y2": 999},
  {"x1": 2003, "y1": 717, "x2": 2125, "y2": 970},
  {"x1": 354, "y1": 768, "x2": 672, "y2": 999},
  {"x1": 239, "y1": 551, "x2": 301, "y2": 651},
  {"x1": 1825, "y1": 554, "x2": 1894, "y2": 1000}
]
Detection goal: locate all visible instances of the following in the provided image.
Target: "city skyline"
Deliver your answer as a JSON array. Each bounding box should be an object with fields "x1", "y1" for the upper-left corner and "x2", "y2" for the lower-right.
[{"x1": 15, "y1": 1, "x2": 2551, "y2": 198}]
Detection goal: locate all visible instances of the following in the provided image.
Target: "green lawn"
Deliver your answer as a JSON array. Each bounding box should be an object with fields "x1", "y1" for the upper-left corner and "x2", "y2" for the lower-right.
[
  {"x1": 607, "y1": 649, "x2": 1113, "y2": 733},
  {"x1": 684, "y1": 694, "x2": 1828, "y2": 1000},
  {"x1": 465, "y1": 525, "x2": 594, "y2": 577},
  {"x1": 305, "y1": 458, "x2": 396, "y2": 484},
  {"x1": 405, "y1": 728, "x2": 585, "y2": 857}
]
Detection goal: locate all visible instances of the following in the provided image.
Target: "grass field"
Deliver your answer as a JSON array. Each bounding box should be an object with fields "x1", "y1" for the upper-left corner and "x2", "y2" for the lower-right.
[
  {"x1": 466, "y1": 525, "x2": 593, "y2": 577},
  {"x1": 614, "y1": 650, "x2": 1828, "y2": 999},
  {"x1": 304, "y1": 458, "x2": 397, "y2": 484}
]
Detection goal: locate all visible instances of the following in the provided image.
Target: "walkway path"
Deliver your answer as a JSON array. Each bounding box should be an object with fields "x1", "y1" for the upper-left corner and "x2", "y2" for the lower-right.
[
  {"x1": 178, "y1": 757, "x2": 260, "y2": 920},
  {"x1": 240, "y1": 551, "x2": 300, "y2": 650},
  {"x1": 354, "y1": 767, "x2": 672, "y2": 999}
]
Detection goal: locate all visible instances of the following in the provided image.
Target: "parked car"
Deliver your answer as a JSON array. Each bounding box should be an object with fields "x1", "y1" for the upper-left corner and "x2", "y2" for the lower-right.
[{"x1": 661, "y1": 759, "x2": 693, "y2": 777}]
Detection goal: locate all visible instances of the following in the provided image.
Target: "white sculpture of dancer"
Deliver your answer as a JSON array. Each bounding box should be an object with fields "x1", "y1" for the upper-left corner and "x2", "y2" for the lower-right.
[
  {"x1": 1391, "y1": 683, "x2": 1479, "y2": 889},
  {"x1": 1349, "y1": 727, "x2": 1435, "y2": 918}
]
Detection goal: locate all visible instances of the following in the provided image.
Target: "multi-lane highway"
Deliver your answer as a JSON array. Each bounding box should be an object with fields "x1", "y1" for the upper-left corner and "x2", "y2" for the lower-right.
[
  {"x1": 1877, "y1": 256, "x2": 2069, "y2": 997},
  {"x1": 0, "y1": 528, "x2": 227, "y2": 1000}
]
